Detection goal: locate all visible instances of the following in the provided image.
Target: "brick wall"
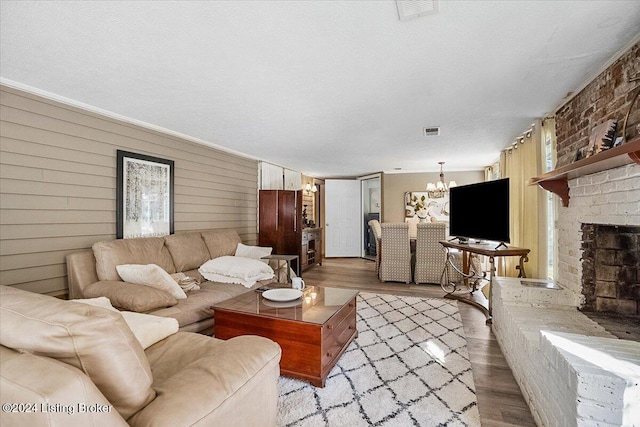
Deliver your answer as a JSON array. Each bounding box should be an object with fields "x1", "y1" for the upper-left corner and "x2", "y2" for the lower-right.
[{"x1": 555, "y1": 42, "x2": 639, "y2": 168}]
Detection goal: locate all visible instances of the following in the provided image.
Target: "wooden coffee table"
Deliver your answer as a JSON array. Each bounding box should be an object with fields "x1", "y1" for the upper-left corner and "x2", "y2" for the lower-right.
[{"x1": 212, "y1": 285, "x2": 359, "y2": 387}]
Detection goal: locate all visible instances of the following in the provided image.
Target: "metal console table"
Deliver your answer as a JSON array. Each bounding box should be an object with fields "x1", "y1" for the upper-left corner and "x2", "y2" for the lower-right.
[
  {"x1": 261, "y1": 254, "x2": 299, "y2": 284},
  {"x1": 439, "y1": 240, "x2": 530, "y2": 324}
]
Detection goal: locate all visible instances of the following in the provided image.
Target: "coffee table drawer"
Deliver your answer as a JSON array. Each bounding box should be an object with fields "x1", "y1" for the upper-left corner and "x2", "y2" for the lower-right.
[{"x1": 321, "y1": 297, "x2": 357, "y2": 373}]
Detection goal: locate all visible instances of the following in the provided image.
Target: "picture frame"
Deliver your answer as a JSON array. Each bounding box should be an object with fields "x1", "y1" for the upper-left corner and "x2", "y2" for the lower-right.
[
  {"x1": 586, "y1": 120, "x2": 617, "y2": 157},
  {"x1": 404, "y1": 191, "x2": 450, "y2": 222},
  {"x1": 116, "y1": 150, "x2": 174, "y2": 239}
]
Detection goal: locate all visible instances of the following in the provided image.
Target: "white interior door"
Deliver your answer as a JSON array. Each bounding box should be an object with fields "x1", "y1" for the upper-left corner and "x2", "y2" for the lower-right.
[{"x1": 325, "y1": 179, "x2": 361, "y2": 257}]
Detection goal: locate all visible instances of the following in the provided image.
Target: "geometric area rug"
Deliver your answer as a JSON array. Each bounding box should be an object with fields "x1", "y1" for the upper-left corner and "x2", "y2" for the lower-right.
[{"x1": 277, "y1": 292, "x2": 481, "y2": 426}]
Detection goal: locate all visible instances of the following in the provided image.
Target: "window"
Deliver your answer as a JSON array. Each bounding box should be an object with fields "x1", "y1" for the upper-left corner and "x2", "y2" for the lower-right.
[{"x1": 543, "y1": 127, "x2": 556, "y2": 280}]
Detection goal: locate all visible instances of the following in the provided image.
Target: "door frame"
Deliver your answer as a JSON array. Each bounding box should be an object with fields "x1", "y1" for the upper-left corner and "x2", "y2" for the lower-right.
[{"x1": 359, "y1": 173, "x2": 382, "y2": 258}]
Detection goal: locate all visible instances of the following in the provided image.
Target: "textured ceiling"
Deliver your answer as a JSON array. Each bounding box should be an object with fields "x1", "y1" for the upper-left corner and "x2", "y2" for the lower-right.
[{"x1": 1, "y1": 1, "x2": 639, "y2": 177}]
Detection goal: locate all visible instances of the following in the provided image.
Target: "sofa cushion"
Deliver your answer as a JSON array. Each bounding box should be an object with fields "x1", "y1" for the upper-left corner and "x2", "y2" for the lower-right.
[
  {"x1": 128, "y1": 333, "x2": 281, "y2": 427},
  {"x1": 201, "y1": 230, "x2": 241, "y2": 259},
  {"x1": 150, "y1": 281, "x2": 261, "y2": 328},
  {"x1": 93, "y1": 237, "x2": 176, "y2": 281},
  {"x1": 164, "y1": 232, "x2": 211, "y2": 272},
  {"x1": 0, "y1": 286, "x2": 156, "y2": 419},
  {"x1": 0, "y1": 345, "x2": 129, "y2": 427},
  {"x1": 84, "y1": 280, "x2": 177, "y2": 312},
  {"x1": 116, "y1": 264, "x2": 187, "y2": 299}
]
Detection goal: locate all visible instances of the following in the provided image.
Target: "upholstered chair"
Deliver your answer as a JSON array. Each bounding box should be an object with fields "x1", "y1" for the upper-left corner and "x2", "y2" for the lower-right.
[
  {"x1": 414, "y1": 222, "x2": 450, "y2": 284},
  {"x1": 414, "y1": 222, "x2": 481, "y2": 289},
  {"x1": 379, "y1": 223, "x2": 412, "y2": 284},
  {"x1": 368, "y1": 219, "x2": 382, "y2": 275}
]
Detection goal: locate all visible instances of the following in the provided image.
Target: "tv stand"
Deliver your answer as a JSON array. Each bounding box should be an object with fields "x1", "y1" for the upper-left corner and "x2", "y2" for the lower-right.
[
  {"x1": 439, "y1": 240, "x2": 530, "y2": 324},
  {"x1": 448, "y1": 236, "x2": 468, "y2": 244}
]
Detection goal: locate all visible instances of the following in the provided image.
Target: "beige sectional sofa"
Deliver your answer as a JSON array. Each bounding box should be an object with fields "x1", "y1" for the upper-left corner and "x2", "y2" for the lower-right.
[
  {"x1": 66, "y1": 229, "x2": 283, "y2": 334},
  {"x1": 0, "y1": 285, "x2": 281, "y2": 427}
]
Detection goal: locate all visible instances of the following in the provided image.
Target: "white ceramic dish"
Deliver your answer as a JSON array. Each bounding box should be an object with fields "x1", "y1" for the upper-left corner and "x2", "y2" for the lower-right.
[{"x1": 261, "y1": 288, "x2": 303, "y2": 302}]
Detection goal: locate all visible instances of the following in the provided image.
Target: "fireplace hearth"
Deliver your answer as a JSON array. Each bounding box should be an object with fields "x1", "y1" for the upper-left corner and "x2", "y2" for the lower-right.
[{"x1": 581, "y1": 223, "x2": 640, "y2": 316}]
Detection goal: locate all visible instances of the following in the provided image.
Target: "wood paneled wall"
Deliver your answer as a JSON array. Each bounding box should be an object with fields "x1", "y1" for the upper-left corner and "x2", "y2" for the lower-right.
[{"x1": 0, "y1": 85, "x2": 259, "y2": 296}]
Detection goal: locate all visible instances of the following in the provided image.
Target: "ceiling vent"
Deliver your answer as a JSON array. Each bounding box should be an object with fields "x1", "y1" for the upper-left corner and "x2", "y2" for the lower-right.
[
  {"x1": 423, "y1": 127, "x2": 440, "y2": 137},
  {"x1": 396, "y1": 0, "x2": 439, "y2": 21}
]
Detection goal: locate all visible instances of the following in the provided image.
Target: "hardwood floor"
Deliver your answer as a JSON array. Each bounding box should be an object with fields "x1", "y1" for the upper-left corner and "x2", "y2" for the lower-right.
[{"x1": 302, "y1": 258, "x2": 537, "y2": 427}]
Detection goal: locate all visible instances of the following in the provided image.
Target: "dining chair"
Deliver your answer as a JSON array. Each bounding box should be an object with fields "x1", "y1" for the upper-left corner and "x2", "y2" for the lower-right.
[
  {"x1": 379, "y1": 223, "x2": 412, "y2": 284},
  {"x1": 405, "y1": 216, "x2": 419, "y2": 239},
  {"x1": 414, "y1": 222, "x2": 451, "y2": 284},
  {"x1": 368, "y1": 219, "x2": 382, "y2": 276}
]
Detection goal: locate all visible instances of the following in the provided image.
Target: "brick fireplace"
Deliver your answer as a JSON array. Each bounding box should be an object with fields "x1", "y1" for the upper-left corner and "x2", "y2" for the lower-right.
[
  {"x1": 555, "y1": 163, "x2": 640, "y2": 311},
  {"x1": 581, "y1": 223, "x2": 640, "y2": 315}
]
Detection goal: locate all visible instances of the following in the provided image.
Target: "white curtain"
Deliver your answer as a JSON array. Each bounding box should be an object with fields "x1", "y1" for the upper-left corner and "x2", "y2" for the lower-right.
[{"x1": 499, "y1": 120, "x2": 548, "y2": 278}]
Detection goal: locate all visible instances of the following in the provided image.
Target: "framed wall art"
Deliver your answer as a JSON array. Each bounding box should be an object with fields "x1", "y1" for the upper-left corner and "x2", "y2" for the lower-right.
[
  {"x1": 116, "y1": 150, "x2": 174, "y2": 239},
  {"x1": 404, "y1": 191, "x2": 451, "y2": 223},
  {"x1": 586, "y1": 119, "x2": 617, "y2": 157}
]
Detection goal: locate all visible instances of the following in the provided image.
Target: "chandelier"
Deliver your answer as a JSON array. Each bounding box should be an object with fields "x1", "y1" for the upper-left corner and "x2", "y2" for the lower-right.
[{"x1": 426, "y1": 162, "x2": 457, "y2": 198}]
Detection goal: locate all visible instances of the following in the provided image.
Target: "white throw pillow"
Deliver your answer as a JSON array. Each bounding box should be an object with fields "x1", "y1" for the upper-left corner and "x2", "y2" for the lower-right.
[
  {"x1": 116, "y1": 264, "x2": 187, "y2": 299},
  {"x1": 235, "y1": 243, "x2": 272, "y2": 263},
  {"x1": 72, "y1": 298, "x2": 179, "y2": 349},
  {"x1": 199, "y1": 256, "x2": 274, "y2": 288},
  {"x1": 119, "y1": 311, "x2": 179, "y2": 349}
]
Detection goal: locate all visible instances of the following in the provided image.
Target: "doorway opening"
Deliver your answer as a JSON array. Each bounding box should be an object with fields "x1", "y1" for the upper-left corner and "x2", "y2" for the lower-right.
[{"x1": 361, "y1": 175, "x2": 381, "y2": 260}]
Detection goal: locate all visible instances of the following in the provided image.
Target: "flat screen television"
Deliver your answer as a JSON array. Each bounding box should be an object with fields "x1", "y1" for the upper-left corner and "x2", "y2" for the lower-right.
[{"x1": 449, "y1": 178, "x2": 510, "y2": 243}]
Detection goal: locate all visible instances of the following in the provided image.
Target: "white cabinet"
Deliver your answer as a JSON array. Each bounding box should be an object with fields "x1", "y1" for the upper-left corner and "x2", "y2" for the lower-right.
[
  {"x1": 260, "y1": 162, "x2": 284, "y2": 190},
  {"x1": 284, "y1": 168, "x2": 302, "y2": 190},
  {"x1": 260, "y1": 163, "x2": 302, "y2": 190}
]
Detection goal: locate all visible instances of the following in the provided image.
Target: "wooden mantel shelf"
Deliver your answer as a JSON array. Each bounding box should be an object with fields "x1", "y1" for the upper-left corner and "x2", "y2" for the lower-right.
[{"x1": 528, "y1": 137, "x2": 640, "y2": 207}]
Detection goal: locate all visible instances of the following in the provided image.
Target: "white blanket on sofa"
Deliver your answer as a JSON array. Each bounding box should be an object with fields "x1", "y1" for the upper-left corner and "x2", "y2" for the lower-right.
[{"x1": 199, "y1": 256, "x2": 275, "y2": 288}]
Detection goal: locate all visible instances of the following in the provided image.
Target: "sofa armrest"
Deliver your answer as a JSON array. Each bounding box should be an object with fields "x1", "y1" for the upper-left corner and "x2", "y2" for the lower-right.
[
  {"x1": 66, "y1": 250, "x2": 99, "y2": 299},
  {"x1": 0, "y1": 346, "x2": 128, "y2": 427},
  {"x1": 129, "y1": 334, "x2": 281, "y2": 427},
  {"x1": 83, "y1": 281, "x2": 177, "y2": 313}
]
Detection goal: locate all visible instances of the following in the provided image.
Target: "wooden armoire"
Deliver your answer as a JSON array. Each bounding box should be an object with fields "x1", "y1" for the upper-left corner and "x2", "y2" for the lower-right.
[
  {"x1": 258, "y1": 190, "x2": 302, "y2": 273},
  {"x1": 258, "y1": 190, "x2": 323, "y2": 275}
]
